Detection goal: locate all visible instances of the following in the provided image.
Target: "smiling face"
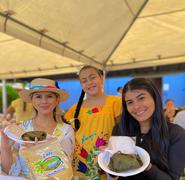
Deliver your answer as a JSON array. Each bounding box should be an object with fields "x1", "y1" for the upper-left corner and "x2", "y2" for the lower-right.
[
  {"x1": 125, "y1": 89, "x2": 155, "y2": 124},
  {"x1": 165, "y1": 100, "x2": 175, "y2": 110},
  {"x1": 31, "y1": 91, "x2": 59, "y2": 116},
  {"x1": 79, "y1": 67, "x2": 103, "y2": 97}
]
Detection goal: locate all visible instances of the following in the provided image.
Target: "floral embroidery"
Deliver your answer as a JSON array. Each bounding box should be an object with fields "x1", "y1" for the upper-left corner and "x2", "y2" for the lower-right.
[
  {"x1": 95, "y1": 137, "x2": 106, "y2": 147},
  {"x1": 82, "y1": 133, "x2": 96, "y2": 143},
  {"x1": 87, "y1": 107, "x2": 99, "y2": 114},
  {"x1": 77, "y1": 161, "x2": 87, "y2": 174},
  {"x1": 79, "y1": 148, "x2": 88, "y2": 159},
  {"x1": 77, "y1": 136, "x2": 107, "y2": 179}
]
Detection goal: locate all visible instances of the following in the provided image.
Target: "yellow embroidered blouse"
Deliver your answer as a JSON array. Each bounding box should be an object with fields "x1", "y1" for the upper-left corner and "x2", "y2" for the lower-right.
[
  {"x1": 11, "y1": 98, "x2": 33, "y2": 122},
  {"x1": 65, "y1": 95, "x2": 122, "y2": 179}
]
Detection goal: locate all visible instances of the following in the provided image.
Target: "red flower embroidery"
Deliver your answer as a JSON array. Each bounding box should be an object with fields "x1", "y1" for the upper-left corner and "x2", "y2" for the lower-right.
[
  {"x1": 79, "y1": 147, "x2": 88, "y2": 159},
  {"x1": 95, "y1": 137, "x2": 106, "y2": 147},
  {"x1": 92, "y1": 107, "x2": 99, "y2": 113}
]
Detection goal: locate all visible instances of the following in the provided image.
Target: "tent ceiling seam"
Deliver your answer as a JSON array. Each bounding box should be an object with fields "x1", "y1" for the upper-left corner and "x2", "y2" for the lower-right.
[
  {"x1": 106, "y1": 62, "x2": 185, "y2": 72},
  {"x1": 0, "y1": 38, "x2": 15, "y2": 43},
  {"x1": 108, "y1": 53, "x2": 185, "y2": 66},
  {"x1": 0, "y1": 12, "x2": 101, "y2": 68},
  {"x1": 103, "y1": 0, "x2": 148, "y2": 66},
  {"x1": 124, "y1": 0, "x2": 135, "y2": 16},
  {"x1": 0, "y1": 65, "x2": 82, "y2": 76},
  {"x1": 139, "y1": 8, "x2": 185, "y2": 18}
]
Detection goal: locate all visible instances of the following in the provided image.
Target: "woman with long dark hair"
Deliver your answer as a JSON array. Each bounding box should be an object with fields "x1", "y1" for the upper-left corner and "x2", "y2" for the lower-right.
[{"x1": 112, "y1": 78, "x2": 185, "y2": 180}]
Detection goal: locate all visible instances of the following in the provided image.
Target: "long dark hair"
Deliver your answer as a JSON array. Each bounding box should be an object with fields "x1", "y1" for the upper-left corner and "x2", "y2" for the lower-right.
[
  {"x1": 74, "y1": 89, "x2": 85, "y2": 130},
  {"x1": 114, "y1": 78, "x2": 169, "y2": 155},
  {"x1": 74, "y1": 65, "x2": 103, "y2": 130}
]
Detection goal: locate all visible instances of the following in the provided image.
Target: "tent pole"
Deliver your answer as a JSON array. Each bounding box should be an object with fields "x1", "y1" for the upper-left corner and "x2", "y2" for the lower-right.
[
  {"x1": 2, "y1": 79, "x2": 7, "y2": 113},
  {"x1": 103, "y1": 69, "x2": 106, "y2": 92}
]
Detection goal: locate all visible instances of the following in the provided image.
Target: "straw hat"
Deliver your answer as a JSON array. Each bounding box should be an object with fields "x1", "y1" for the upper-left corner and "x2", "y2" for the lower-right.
[{"x1": 19, "y1": 78, "x2": 68, "y2": 102}]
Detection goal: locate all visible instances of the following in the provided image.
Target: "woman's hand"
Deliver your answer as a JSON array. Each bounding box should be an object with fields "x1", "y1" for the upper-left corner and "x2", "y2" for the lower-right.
[
  {"x1": 93, "y1": 145, "x2": 107, "y2": 163},
  {"x1": 1, "y1": 130, "x2": 15, "y2": 174},
  {"x1": 21, "y1": 135, "x2": 52, "y2": 149},
  {"x1": 1, "y1": 129, "x2": 15, "y2": 149},
  {"x1": 21, "y1": 137, "x2": 39, "y2": 148}
]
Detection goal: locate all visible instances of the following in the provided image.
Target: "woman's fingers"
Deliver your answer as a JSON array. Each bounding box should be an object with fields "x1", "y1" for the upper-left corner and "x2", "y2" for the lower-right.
[
  {"x1": 34, "y1": 137, "x2": 38, "y2": 144},
  {"x1": 22, "y1": 143, "x2": 33, "y2": 149},
  {"x1": 1, "y1": 130, "x2": 15, "y2": 147},
  {"x1": 22, "y1": 136, "x2": 43, "y2": 148}
]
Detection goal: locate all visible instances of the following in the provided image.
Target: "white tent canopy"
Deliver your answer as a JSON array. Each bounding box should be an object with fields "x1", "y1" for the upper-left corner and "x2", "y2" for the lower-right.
[
  {"x1": 0, "y1": 0, "x2": 185, "y2": 80},
  {"x1": 110, "y1": 0, "x2": 185, "y2": 71}
]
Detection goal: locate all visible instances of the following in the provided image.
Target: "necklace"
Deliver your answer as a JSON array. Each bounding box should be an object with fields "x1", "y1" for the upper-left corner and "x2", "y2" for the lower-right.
[{"x1": 140, "y1": 134, "x2": 146, "y2": 143}]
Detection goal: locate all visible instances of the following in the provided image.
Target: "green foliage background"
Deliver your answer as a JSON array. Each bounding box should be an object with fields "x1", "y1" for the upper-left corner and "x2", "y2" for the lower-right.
[{"x1": 0, "y1": 84, "x2": 19, "y2": 113}]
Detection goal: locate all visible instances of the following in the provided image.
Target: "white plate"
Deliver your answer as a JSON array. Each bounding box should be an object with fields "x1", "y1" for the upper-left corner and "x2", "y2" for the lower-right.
[
  {"x1": 4, "y1": 126, "x2": 46, "y2": 144},
  {"x1": 0, "y1": 175, "x2": 26, "y2": 180},
  {"x1": 98, "y1": 146, "x2": 150, "y2": 177}
]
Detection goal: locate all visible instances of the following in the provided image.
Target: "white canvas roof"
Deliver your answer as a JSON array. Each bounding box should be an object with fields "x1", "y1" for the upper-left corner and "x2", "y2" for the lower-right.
[{"x1": 0, "y1": 0, "x2": 185, "y2": 80}]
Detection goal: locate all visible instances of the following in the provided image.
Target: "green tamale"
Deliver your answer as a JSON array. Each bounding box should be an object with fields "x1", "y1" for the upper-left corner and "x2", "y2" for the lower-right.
[
  {"x1": 21, "y1": 131, "x2": 46, "y2": 141},
  {"x1": 108, "y1": 151, "x2": 143, "y2": 172}
]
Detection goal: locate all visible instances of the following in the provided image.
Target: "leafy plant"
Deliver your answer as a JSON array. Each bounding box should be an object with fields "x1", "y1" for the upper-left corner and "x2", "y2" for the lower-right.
[{"x1": 0, "y1": 84, "x2": 19, "y2": 113}]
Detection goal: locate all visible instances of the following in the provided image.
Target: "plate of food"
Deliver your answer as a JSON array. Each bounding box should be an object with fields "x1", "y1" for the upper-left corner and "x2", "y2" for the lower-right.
[
  {"x1": 4, "y1": 124, "x2": 47, "y2": 144},
  {"x1": 98, "y1": 146, "x2": 150, "y2": 177}
]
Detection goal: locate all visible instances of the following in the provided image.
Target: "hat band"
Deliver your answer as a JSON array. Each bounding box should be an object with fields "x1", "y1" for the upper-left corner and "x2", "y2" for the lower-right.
[{"x1": 30, "y1": 85, "x2": 57, "y2": 90}]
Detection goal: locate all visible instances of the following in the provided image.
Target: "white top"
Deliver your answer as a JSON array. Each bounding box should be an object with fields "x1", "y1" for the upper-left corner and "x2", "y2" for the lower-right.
[
  {"x1": 1, "y1": 119, "x2": 75, "y2": 178},
  {"x1": 174, "y1": 110, "x2": 185, "y2": 129}
]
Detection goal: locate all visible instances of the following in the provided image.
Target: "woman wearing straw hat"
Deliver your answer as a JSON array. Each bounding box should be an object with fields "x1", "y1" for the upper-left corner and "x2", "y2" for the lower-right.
[{"x1": 1, "y1": 78, "x2": 75, "y2": 178}]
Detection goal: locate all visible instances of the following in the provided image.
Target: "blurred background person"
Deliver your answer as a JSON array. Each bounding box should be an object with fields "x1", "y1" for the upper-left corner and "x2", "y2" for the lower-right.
[
  {"x1": 163, "y1": 99, "x2": 180, "y2": 123},
  {"x1": 3, "y1": 97, "x2": 33, "y2": 123},
  {"x1": 1, "y1": 87, "x2": 33, "y2": 129},
  {"x1": 117, "y1": 86, "x2": 123, "y2": 97},
  {"x1": 174, "y1": 110, "x2": 185, "y2": 129}
]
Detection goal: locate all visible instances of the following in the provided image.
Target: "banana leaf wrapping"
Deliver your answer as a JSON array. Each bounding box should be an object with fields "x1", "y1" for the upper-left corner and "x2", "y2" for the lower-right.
[
  {"x1": 21, "y1": 131, "x2": 47, "y2": 141},
  {"x1": 108, "y1": 151, "x2": 143, "y2": 172}
]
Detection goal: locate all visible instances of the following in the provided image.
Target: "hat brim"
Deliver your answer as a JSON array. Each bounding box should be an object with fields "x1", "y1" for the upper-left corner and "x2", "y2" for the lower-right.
[{"x1": 19, "y1": 88, "x2": 68, "y2": 103}]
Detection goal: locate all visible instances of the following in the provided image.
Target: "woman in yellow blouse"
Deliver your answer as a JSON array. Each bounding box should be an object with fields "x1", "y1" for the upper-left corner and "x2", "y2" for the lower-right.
[
  {"x1": 65, "y1": 65, "x2": 122, "y2": 179},
  {"x1": 5, "y1": 98, "x2": 33, "y2": 122}
]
